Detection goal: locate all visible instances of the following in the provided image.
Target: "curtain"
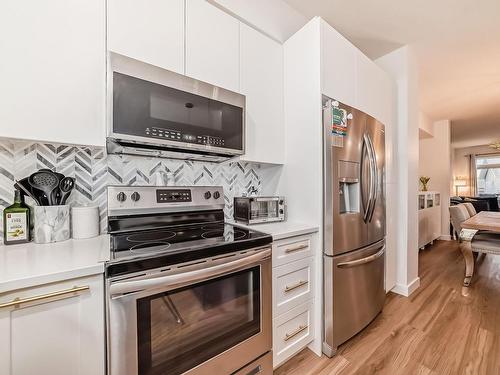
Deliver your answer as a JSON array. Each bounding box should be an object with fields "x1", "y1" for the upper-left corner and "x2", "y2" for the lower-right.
[{"x1": 469, "y1": 154, "x2": 477, "y2": 196}]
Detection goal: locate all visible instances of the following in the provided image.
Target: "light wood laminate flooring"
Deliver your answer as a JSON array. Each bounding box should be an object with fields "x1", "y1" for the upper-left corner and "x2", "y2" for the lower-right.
[{"x1": 274, "y1": 240, "x2": 500, "y2": 374}]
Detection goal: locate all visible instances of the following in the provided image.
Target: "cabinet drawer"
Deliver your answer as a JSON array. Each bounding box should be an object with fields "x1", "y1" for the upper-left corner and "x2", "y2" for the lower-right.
[
  {"x1": 273, "y1": 257, "x2": 313, "y2": 317},
  {"x1": 273, "y1": 301, "x2": 314, "y2": 368},
  {"x1": 273, "y1": 235, "x2": 313, "y2": 267}
]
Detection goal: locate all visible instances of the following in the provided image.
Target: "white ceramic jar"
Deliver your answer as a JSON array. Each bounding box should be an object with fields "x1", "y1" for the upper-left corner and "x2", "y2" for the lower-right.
[{"x1": 71, "y1": 206, "x2": 99, "y2": 239}]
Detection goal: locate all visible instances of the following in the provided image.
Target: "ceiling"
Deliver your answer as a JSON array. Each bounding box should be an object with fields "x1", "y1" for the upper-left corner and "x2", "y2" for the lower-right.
[{"x1": 283, "y1": 0, "x2": 500, "y2": 147}]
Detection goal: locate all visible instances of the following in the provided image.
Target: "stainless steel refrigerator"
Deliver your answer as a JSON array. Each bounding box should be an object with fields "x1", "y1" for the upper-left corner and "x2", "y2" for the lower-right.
[{"x1": 322, "y1": 96, "x2": 386, "y2": 357}]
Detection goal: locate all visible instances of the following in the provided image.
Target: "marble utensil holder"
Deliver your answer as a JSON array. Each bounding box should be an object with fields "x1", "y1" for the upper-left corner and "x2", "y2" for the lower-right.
[{"x1": 33, "y1": 205, "x2": 70, "y2": 244}]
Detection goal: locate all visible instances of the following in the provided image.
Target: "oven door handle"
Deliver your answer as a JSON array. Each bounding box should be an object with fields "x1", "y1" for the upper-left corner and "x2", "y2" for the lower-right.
[{"x1": 109, "y1": 248, "x2": 271, "y2": 297}]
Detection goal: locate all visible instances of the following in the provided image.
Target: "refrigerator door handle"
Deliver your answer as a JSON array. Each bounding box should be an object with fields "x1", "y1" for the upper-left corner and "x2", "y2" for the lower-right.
[
  {"x1": 365, "y1": 133, "x2": 378, "y2": 222},
  {"x1": 336, "y1": 246, "x2": 385, "y2": 268},
  {"x1": 362, "y1": 133, "x2": 374, "y2": 223}
]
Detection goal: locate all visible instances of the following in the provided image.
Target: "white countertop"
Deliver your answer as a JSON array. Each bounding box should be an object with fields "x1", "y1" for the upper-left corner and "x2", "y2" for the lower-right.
[
  {"x1": 0, "y1": 235, "x2": 110, "y2": 293},
  {"x1": 231, "y1": 221, "x2": 319, "y2": 241}
]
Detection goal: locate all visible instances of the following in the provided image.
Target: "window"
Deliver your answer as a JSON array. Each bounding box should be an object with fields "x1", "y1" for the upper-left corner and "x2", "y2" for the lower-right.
[{"x1": 476, "y1": 154, "x2": 500, "y2": 195}]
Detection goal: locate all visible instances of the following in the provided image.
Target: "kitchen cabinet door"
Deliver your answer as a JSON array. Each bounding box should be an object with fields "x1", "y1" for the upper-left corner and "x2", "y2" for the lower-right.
[
  {"x1": 0, "y1": 0, "x2": 105, "y2": 146},
  {"x1": 0, "y1": 275, "x2": 105, "y2": 375},
  {"x1": 240, "y1": 23, "x2": 285, "y2": 164},
  {"x1": 185, "y1": 0, "x2": 240, "y2": 92},
  {"x1": 107, "y1": 0, "x2": 184, "y2": 74},
  {"x1": 355, "y1": 51, "x2": 393, "y2": 126},
  {"x1": 320, "y1": 20, "x2": 356, "y2": 107}
]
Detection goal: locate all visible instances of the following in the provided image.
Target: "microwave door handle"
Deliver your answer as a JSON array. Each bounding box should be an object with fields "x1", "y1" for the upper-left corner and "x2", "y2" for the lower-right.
[{"x1": 109, "y1": 249, "x2": 271, "y2": 297}]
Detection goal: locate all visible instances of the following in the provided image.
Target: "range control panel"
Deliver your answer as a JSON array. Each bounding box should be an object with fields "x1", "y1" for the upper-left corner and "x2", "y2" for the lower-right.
[
  {"x1": 107, "y1": 186, "x2": 225, "y2": 217},
  {"x1": 145, "y1": 127, "x2": 225, "y2": 147},
  {"x1": 156, "y1": 189, "x2": 192, "y2": 203}
]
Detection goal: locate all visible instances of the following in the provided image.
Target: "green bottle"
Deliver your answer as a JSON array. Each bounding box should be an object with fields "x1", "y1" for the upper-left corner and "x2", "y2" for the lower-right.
[{"x1": 3, "y1": 189, "x2": 31, "y2": 245}]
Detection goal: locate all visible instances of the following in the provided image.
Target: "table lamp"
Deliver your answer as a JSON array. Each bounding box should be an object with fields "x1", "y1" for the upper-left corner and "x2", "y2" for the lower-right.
[{"x1": 454, "y1": 177, "x2": 467, "y2": 196}]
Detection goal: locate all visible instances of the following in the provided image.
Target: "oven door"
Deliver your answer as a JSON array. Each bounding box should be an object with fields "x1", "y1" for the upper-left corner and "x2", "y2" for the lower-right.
[
  {"x1": 249, "y1": 197, "x2": 285, "y2": 224},
  {"x1": 107, "y1": 248, "x2": 272, "y2": 375}
]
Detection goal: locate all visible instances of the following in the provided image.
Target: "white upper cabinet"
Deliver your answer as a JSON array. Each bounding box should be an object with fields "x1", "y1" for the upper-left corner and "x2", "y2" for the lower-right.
[
  {"x1": 320, "y1": 19, "x2": 392, "y2": 125},
  {"x1": 0, "y1": 0, "x2": 105, "y2": 147},
  {"x1": 107, "y1": 0, "x2": 184, "y2": 74},
  {"x1": 186, "y1": 0, "x2": 240, "y2": 92},
  {"x1": 240, "y1": 24, "x2": 285, "y2": 164},
  {"x1": 355, "y1": 51, "x2": 393, "y2": 125},
  {"x1": 320, "y1": 20, "x2": 356, "y2": 106}
]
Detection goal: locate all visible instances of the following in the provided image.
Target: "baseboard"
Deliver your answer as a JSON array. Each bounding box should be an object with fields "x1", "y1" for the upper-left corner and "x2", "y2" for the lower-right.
[
  {"x1": 439, "y1": 235, "x2": 452, "y2": 241},
  {"x1": 391, "y1": 277, "x2": 421, "y2": 297}
]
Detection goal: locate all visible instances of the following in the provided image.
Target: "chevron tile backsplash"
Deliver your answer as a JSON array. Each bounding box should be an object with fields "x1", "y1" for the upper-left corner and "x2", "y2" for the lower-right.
[{"x1": 0, "y1": 139, "x2": 277, "y2": 242}]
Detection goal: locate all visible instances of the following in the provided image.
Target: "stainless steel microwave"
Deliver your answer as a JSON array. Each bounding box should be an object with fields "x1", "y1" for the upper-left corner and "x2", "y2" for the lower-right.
[
  {"x1": 106, "y1": 53, "x2": 245, "y2": 162},
  {"x1": 234, "y1": 196, "x2": 286, "y2": 224}
]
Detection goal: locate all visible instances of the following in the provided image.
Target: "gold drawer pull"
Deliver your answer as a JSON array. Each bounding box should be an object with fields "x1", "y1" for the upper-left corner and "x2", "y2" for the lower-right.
[
  {"x1": 285, "y1": 244, "x2": 308, "y2": 254},
  {"x1": 0, "y1": 285, "x2": 90, "y2": 310},
  {"x1": 284, "y1": 280, "x2": 308, "y2": 293},
  {"x1": 284, "y1": 325, "x2": 308, "y2": 341}
]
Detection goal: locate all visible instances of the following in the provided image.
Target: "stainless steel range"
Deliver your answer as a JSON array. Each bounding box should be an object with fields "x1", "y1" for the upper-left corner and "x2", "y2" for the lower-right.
[{"x1": 105, "y1": 186, "x2": 273, "y2": 375}]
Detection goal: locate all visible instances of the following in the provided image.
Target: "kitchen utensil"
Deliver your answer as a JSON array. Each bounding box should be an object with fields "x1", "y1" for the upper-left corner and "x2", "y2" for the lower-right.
[
  {"x1": 14, "y1": 180, "x2": 41, "y2": 205},
  {"x1": 17, "y1": 176, "x2": 49, "y2": 205},
  {"x1": 38, "y1": 169, "x2": 65, "y2": 204},
  {"x1": 59, "y1": 177, "x2": 75, "y2": 205},
  {"x1": 71, "y1": 206, "x2": 99, "y2": 239},
  {"x1": 28, "y1": 171, "x2": 59, "y2": 206}
]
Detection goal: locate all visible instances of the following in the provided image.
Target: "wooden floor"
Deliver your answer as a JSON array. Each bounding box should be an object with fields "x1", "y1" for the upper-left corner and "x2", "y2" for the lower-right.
[{"x1": 274, "y1": 240, "x2": 500, "y2": 375}]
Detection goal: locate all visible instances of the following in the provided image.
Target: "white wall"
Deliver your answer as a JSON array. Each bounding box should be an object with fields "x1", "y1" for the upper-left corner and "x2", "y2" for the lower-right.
[
  {"x1": 419, "y1": 120, "x2": 451, "y2": 239},
  {"x1": 209, "y1": 0, "x2": 307, "y2": 42},
  {"x1": 419, "y1": 111, "x2": 434, "y2": 138},
  {"x1": 376, "y1": 46, "x2": 420, "y2": 296},
  {"x1": 282, "y1": 19, "x2": 323, "y2": 356}
]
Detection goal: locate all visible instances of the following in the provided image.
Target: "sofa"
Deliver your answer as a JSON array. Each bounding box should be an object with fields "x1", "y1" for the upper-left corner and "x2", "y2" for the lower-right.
[{"x1": 450, "y1": 196, "x2": 499, "y2": 212}]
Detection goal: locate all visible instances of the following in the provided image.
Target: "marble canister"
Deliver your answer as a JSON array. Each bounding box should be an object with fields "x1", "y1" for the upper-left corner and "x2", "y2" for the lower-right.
[{"x1": 33, "y1": 205, "x2": 70, "y2": 244}]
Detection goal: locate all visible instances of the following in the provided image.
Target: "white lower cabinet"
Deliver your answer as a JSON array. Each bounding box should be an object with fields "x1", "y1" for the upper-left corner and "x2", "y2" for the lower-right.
[
  {"x1": 273, "y1": 300, "x2": 315, "y2": 367},
  {"x1": 272, "y1": 234, "x2": 315, "y2": 368},
  {"x1": 273, "y1": 257, "x2": 313, "y2": 317},
  {"x1": 0, "y1": 274, "x2": 105, "y2": 375}
]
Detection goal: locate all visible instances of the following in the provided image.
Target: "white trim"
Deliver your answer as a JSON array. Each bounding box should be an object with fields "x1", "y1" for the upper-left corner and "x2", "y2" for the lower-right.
[
  {"x1": 391, "y1": 277, "x2": 420, "y2": 297},
  {"x1": 439, "y1": 235, "x2": 452, "y2": 241}
]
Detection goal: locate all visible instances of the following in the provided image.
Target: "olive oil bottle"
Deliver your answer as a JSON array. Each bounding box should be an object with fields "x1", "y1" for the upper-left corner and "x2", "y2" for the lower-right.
[{"x1": 3, "y1": 189, "x2": 31, "y2": 245}]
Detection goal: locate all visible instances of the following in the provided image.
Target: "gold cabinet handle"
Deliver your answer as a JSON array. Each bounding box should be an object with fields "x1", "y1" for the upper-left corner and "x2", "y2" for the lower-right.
[
  {"x1": 284, "y1": 244, "x2": 308, "y2": 254},
  {"x1": 0, "y1": 285, "x2": 90, "y2": 310},
  {"x1": 284, "y1": 280, "x2": 308, "y2": 293},
  {"x1": 284, "y1": 325, "x2": 308, "y2": 341}
]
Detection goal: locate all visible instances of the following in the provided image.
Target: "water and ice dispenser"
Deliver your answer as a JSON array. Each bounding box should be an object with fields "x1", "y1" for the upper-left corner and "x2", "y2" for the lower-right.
[{"x1": 338, "y1": 160, "x2": 360, "y2": 214}]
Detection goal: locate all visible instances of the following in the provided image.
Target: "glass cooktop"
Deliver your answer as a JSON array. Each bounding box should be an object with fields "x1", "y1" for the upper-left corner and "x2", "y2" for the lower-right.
[{"x1": 108, "y1": 222, "x2": 272, "y2": 276}]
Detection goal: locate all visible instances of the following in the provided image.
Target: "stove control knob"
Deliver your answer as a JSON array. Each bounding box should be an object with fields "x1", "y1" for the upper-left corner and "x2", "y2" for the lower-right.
[
  {"x1": 204, "y1": 191, "x2": 212, "y2": 199},
  {"x1": 117, "y1": 192, "x2": 127, "y2": 202},
  {"x1": 213, "y1": 191, "x2": 221, "y2": 199},
  {"x1": 131, "y1": 192, "x2": 141, "y2": 202}
]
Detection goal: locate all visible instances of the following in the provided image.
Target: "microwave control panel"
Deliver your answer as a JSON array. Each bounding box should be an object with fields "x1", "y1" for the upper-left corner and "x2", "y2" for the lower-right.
[{"x1": 145, "y1": 127, "x2": 225, "y2": 147}]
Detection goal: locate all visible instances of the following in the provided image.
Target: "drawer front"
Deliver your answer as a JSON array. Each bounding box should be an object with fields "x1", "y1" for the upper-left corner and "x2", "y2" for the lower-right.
[
  {"x1": 273, "y1": 301, "x2": 314, "y2": 368},
  {"x1": 273, "y1": 235, "x2": 313, "y2": 267},
  {"x1": 273, "y1": 257, "x2": 313, "y2": 317}
]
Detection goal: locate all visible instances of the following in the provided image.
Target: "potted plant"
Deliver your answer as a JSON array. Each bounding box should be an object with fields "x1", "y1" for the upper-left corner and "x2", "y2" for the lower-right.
[{"x1": 420, "y1": 176, "x2": 430, "y2": 192}]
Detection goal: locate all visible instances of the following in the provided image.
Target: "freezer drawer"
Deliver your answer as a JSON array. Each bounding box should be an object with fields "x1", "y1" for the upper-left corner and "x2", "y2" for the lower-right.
[{"x1": 323, "y1": 240, "x2": 385, "y2": 356}]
